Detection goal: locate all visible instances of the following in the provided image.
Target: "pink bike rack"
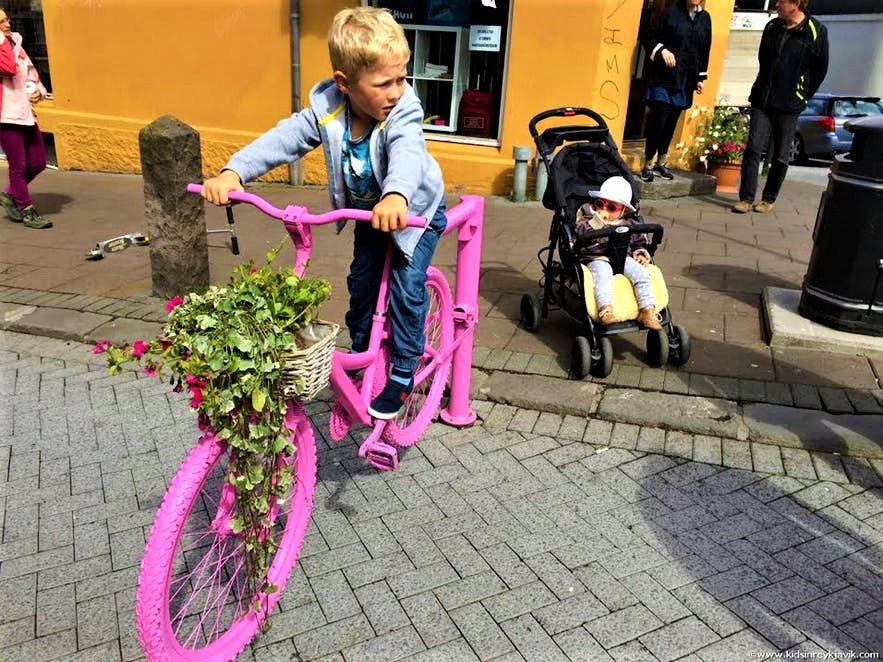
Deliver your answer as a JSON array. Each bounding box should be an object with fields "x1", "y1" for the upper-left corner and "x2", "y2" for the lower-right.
[{"x1": 440, "y1": 195, "x2": 484, "y2": 427}]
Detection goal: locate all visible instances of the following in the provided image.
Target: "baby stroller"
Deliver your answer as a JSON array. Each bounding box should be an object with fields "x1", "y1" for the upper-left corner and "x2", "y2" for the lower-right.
[{"x1": 520, "y1": 106, "x2": 691, "y2": 378}]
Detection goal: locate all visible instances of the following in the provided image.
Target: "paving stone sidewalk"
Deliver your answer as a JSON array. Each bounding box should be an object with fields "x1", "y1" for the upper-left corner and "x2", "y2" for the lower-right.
[
  {"x1": 2, "y1": 170, "x2": 882, "y2": 465},
  {"x1": 1, "y1": 331, "x2": 881, "y2": 661}
]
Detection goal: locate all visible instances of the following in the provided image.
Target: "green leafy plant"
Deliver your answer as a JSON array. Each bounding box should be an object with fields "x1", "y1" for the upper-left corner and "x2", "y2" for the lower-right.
[
  {"x1": 676, "y1": 105, "x2": 750, "y2": 168},
  {"x1": 96, "y1": 245, "x2": 331, "y2": 600}
]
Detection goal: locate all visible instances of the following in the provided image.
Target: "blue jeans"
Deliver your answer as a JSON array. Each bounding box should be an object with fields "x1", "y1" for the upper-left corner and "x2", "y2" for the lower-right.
[
  {"x1": 739, "y1": 107, "x2": 800, "y2": 204},
  {"x1": 588, "y1": 257, "x2": 655, "y2": 310},
  {"x1": 345, "y1": 201, "x2": 447, "y2": 373}
]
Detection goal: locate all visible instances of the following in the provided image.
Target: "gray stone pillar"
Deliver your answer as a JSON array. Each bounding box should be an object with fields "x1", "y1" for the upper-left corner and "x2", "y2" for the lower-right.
[{"x1": 139, "y1": 115, "x2": 209, "y2": 299}]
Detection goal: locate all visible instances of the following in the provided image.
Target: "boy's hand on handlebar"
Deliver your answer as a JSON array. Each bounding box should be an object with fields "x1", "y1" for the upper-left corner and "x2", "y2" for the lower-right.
[
  {"x1": 201, "y1": 170, "x2": 244, "y2": 205},
  {"x1": 372, "y1": 193, "x2": 408, "y2": 232}
]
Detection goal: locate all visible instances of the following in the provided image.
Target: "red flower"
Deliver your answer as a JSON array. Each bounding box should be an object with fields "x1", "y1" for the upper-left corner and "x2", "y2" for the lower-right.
[
  {"x1": 165, "y1": 296, "x2": 184, "y2": 313},
  {"x1": 185, "y1": 374, "x2": 206, "y2": 388},
  {"x1": 189, "y1": 387, "x2": 203, "y2": 408},
  {"x1": 91, "y1": 340, "x2": 111, "y2": 354},
  {"x1": 130, "y1": 340, "x2": 149, "y2": 358}
]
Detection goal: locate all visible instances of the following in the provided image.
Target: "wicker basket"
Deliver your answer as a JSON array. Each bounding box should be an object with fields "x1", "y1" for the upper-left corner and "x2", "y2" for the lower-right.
[{"x1": 280, "y1": 321, "x2": 340, "y2": 401}]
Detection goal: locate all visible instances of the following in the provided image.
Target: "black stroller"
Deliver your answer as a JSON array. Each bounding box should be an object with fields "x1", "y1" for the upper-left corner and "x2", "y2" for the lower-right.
[{"x1": 520, "y1": 106, "x2": 691, "y2": 378}]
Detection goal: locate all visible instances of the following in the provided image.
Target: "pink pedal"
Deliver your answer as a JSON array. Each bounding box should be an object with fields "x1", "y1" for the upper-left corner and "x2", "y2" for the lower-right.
[{"x1": 365, "y1": 441, "x2": 399, "y2": 471}]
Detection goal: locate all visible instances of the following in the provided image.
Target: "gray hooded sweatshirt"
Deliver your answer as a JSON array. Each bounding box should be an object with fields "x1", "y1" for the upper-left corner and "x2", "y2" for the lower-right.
[{"x1": 225, "y1": 78, "x2": 445, "y2": 259}]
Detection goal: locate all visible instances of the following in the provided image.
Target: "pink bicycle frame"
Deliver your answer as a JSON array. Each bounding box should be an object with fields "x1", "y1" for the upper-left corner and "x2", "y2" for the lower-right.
[{"x1": 186, "y1": 184, "x2": 484, "y2": 427}]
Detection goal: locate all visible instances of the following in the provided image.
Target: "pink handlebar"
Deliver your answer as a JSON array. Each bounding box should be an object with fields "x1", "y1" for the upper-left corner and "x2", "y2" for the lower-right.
[{"x1": 186, "y1": 183, "x2": 426, "y2": 228}]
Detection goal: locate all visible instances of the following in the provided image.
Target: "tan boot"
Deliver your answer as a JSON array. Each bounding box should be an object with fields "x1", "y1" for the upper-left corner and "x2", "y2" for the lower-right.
[
  {"x1": 598, "y1": 305, "x2": 616, "y2": 325},
  {"x1": 638, "y1": 306, "x2": 662, "y2": 330},
  {"x1": 732, "y1": 200, "x2": 752, "y2": 214}
]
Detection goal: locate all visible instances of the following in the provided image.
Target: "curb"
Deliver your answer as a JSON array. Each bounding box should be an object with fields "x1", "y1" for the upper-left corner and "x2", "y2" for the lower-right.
[{"x1": 3, "y1": 285, "x2": 883, "y2": 467}]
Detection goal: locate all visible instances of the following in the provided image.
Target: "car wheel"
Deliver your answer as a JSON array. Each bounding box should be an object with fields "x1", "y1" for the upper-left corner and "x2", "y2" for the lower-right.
[{"x1": 788, "y1": 134, "x2": 805, "y2": 165}]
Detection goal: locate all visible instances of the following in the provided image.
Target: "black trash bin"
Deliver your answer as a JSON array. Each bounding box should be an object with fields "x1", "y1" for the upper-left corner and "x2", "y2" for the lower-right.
[{"x1": 799, "y1": 115, "x2": 883, "y2": 336}]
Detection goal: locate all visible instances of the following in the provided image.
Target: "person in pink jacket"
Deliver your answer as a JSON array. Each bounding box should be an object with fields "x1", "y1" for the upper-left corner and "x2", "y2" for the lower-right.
[{"x1": 0, "y1": 8, "x2": 50, "y2": 229}]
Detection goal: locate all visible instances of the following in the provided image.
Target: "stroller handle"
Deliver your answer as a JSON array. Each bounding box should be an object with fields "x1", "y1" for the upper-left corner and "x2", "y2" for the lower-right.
[{"x1": 528, "y1": 107, "x2": 608, "y2": 140}]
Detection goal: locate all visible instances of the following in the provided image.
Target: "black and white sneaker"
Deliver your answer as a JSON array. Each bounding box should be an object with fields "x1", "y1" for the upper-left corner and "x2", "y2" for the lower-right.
[
  {"x1": 368, "y1": 377, "x2": 413, "y2": 420},
  {"x1": 640, "y1": 166, "x2": 654, "y2": 183}
]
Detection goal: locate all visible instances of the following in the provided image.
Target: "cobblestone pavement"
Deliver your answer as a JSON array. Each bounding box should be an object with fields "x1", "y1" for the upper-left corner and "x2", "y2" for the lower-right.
[{"x1": 1, "y1": 332, "x2": 882, "y2": 662}]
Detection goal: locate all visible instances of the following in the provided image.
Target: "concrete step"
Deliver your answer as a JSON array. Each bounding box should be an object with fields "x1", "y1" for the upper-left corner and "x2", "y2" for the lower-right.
[{"x1": 638, "y1": 169, "x2": 717, "y2": 200}]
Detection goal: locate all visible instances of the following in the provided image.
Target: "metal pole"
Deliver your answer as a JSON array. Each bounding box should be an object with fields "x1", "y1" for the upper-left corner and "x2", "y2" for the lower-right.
[{"x1": 288, "y1": 0, "x2": 303, "y2": 186}]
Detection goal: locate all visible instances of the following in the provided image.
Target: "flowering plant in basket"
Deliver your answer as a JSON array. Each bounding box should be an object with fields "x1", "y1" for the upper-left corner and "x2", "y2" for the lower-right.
[
  {"x1": 95, "y1": 245, "x2": 332, "y2": 601},
  {"x1": 676, "y1": 105, "x2": 750, "y2": 168}
]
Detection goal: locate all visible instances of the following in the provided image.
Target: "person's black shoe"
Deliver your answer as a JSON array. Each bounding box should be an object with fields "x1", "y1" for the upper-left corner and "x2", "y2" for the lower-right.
[
  {"x1": 640, "y1": 166, "x2": 654, "y2": 183},
  {"x1": 368, "y1": 376, "x2": 413, "y2": 420},
  {"x1": 653, "y1": 163, "x2": 674, "y2": 180}
]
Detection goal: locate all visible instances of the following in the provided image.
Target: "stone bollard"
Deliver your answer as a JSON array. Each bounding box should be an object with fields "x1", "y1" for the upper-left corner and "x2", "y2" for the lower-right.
[
  {"x1": 512, "y1": 145, "x2": 532, "y2": 203},
  {"x1": 139, "y1": 115, "x2": 209, "y2": 299}
]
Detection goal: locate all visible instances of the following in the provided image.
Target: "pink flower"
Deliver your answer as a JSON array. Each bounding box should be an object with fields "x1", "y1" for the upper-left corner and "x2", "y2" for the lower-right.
[
  {"x1": 91, "y1": 340, "x2": 112, "y2": 354},
  {"x1": 143, "y1": 364, "x2": 158, "y2": 377},
  {"x1": 165, "y1": 296, "x2": 184, "y2": 313},
  {"x1": 185, "y1": 374, "x2": 207, "y2": 408},
  {"x1": 185, "y1": 374, "x2": 206, "y2": 388},
  {"x1": 130, "y1": 340, "x2": 149, "y2": 358}
]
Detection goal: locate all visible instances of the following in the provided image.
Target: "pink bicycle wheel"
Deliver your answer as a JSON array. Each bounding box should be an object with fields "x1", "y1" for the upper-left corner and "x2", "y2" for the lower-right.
[
  {"x1": 136, "y1": 404, "x2": 317, "y2": 661},
  {"x1": 383, "y1": 267, "x2": 454, "y2": 446}
]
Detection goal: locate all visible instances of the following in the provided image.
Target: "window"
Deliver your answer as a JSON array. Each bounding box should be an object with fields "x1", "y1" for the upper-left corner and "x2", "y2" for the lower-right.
[
  {"x1": 733, "y1": 0, "x2": 771, "y2": 11},
  {"x1": 854, "y1": 100, "x2": 883, "y2": 115},
  {"x1": 6, "y1": 0, "x2": 51, "y2": 93},
  {"x1": 735, "y1": 0, "x2": 883, "y2": 13},
  {"x1": 833, "y1": 99, "x2": 883, "y2": 118},
  {"x1": 369, "y1": 0, "x2": 511, "y2": 142}
]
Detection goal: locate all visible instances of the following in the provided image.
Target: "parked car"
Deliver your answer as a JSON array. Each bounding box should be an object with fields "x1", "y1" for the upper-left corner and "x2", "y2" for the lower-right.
[{"x1": 789, "y1": 93, "x2": 883, "y2": 163}]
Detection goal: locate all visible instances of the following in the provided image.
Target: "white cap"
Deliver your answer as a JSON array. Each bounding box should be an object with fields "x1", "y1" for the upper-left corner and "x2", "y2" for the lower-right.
[{"x1": 589, "y1": 176, "x2": 636, "y2": 212}]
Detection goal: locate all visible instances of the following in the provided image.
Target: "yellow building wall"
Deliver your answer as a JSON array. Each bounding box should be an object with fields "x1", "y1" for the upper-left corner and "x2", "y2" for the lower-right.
[
  {"x1": 38, "y1": 0, "x2": 295, "y2": 178},
  {"x1": 36, "y1": 0, "x2": 732, "y2": 195}
]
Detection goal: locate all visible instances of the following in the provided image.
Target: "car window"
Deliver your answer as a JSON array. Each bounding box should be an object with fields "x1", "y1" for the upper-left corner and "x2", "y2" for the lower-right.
[
  {"x1": 853, "y1": 100, "x2": 883, "y2": 116},
  {"x1": 832, "y1": 100, "x2": 858, "y2": 117},
  {"x1": 802, "y1": 99, "x2": 826, "y2": 116}
]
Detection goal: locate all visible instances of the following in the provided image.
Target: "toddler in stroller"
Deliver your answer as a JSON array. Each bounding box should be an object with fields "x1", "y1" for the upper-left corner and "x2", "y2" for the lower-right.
[
  {"x1": 520, "y1": 106, "x2": 691, "y2": 379},
  {"x1": 575, "y1": 176, "x2": 663, "y2": 331}
]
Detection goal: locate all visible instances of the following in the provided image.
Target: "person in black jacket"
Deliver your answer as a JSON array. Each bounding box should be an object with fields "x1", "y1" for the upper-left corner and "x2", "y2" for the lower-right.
[
  {"x1": 640, "y1": 0, "x2": 712, "y2": 182},
  {"x1": 733, "y1": 0, "x2": 828, "y2": 214}
]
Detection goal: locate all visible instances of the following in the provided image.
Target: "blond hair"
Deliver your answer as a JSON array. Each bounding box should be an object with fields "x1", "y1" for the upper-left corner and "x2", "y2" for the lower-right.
[{"x1": 328, "y1": 7, "x2": 410, "y2": 79}]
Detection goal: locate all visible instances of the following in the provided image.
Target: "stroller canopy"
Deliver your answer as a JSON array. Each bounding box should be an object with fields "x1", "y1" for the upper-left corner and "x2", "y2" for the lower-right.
[{"x1": 543, "y1": 142, "x2": 640, "y2": 220}]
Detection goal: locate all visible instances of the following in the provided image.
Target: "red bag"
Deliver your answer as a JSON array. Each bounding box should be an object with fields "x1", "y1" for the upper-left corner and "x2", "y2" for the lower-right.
[{"x1": 457, "y1": 89, "x2": 493, "y2": 137}]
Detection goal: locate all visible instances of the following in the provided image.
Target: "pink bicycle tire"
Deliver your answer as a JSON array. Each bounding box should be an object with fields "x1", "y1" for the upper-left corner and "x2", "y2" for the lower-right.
[
  {"x1": 135, "y1": 405, "x2": 317, "y2": 661},
  {"x1": 383, "y1": 267, "x2": 454, "y2": 446}
]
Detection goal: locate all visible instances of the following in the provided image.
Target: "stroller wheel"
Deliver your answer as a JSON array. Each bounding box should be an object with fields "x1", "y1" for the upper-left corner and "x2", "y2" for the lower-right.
[
  {"x1": 590, "y1": 336, "x2": 613, "y2": 378},
  {"x1": 668, "y1": 324, "x2": 691, "y2": 366},
  {"x1": 520, "y1": 293, "x2": 542, "y2": 332},
  {"x1": 571, "y1": 336, "x2": 591, "y2": 379},
  {"x1": 646, "y1": 328, "x2": 670, "y2": 367}
]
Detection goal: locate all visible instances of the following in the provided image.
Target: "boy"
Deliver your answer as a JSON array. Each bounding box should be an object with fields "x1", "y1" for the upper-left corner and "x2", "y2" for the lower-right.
[
  {"x1": 574, "y1": 176, "x2": 662, "y2": 330},
  {"x1": 201, "y1": 7, "x2": 446, "y2": 419}
]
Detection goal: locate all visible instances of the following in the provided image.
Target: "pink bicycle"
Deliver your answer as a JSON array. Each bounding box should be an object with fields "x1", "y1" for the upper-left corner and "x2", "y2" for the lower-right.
[{"x1": 134, "y1": 185, "x2": 484, "y2": 660}]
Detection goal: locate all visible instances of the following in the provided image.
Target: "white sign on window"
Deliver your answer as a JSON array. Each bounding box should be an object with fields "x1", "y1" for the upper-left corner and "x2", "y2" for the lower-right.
[{"x1": 469, "y1": 25, "x2": 501, "y2": 52}]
